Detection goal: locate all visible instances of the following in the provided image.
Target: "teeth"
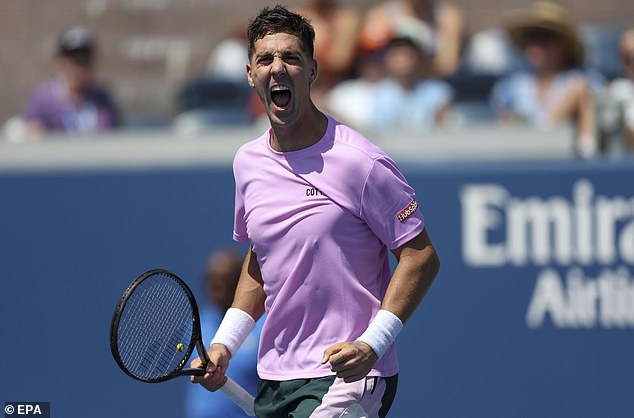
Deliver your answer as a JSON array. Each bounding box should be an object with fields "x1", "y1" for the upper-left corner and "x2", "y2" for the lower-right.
[{"x1": 271, "y1": 85, "x2": 290, "y2": 92}]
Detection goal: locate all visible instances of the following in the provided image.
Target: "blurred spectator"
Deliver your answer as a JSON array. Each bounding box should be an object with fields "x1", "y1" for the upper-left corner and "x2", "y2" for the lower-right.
[
  {"x1": 172, "y1": 27, "x2": 259, "y2": 136},
  {"x1": 371, "y1": 36, "x2": 453, "y2": 132},
  {"x1": 462, "y1": 28, "x2": 528, "y2": 76},
  {"x1": 489, "y1": 1, "x2": 604, "y2": 157},
  {"x1": 359, "y1": 0, "x2": 465, "y2": 77},
  {"x1": 601, "y1": 28, "x2": 634, "y2": 152},
  {"x1": 173, "y1": 76, "x2": 254, "y2": 136},
  {"x1": 295, "y1": 0, "x2": 362, "y2": 94},
  {"x1": 185, "y1": 248, "x2": 262, "y2": 418},
  {"x1": 23, "y1": 26, "x2": 120, "y2": 139},
  {"x1": 326, "y1": 49, "x2": 386, "y2": 131},
  {"x1": 206, "y1": 28, "x2": 249, "y2": 83}
]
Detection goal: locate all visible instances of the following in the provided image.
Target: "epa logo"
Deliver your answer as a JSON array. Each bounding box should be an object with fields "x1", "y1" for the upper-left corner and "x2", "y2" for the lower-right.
[{"x1": 4, "y1": 403, "x2": 49, "y2": 417}]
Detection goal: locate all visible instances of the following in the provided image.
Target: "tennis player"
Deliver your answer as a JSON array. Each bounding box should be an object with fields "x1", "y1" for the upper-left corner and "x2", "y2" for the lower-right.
[{"x1": 191, "y1": 5, "x2": 440, "y2": 417}]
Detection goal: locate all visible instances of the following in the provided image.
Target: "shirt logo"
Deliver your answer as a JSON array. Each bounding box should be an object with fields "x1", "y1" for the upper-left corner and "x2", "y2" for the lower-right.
[
  {"x1": 306, "y1": 187, "x2": 325, "y2": 197},
  {"x1": 396, "y1": 199, "x2": 418, "y2": 222}
]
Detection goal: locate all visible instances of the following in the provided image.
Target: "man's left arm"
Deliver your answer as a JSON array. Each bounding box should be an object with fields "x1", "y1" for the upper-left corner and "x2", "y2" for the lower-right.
[
  {"x1": 322, "y1": 228, "x2": 440, "y2": 382},
  {"x1": 382, "y1": 228, "x2": 440, "y2": 321}
]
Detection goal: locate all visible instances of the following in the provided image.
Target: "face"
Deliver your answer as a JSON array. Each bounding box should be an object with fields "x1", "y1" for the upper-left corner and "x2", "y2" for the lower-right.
[
  {"x1": 523, "y1": 28, "x2": 567, "y2": 72},
  {"x1": 247, "y1": 32, "x2": 317, "y2": 127},
  {"x1": 204, "y1": 257, "x2": 239, "y2": 312},
  {"x1": 384, "y1": 43, "x2": 423, "y2": 80},
  {"x1": 56, "y1": 53, "x2": 94, "y2": 92},
  {"x1": 207, "y1": 273, "x2": 233, "y2": 311}
]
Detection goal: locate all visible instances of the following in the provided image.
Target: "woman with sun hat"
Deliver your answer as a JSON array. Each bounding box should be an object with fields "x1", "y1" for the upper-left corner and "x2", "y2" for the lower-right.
[{"x1": 490, "y1": 1, "x2": 605, "y2": 157}]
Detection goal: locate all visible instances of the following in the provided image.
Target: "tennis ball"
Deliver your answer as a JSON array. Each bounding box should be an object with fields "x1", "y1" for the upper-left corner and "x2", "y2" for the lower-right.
[{"x1": 176, "y1": 343, "x2": 184, "y2": 352}]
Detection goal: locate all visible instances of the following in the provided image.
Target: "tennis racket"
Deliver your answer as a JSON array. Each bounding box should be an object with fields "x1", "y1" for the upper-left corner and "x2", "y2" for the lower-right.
[{"x1": 110, "y1": 268, "x2": 256, "y2": 416}]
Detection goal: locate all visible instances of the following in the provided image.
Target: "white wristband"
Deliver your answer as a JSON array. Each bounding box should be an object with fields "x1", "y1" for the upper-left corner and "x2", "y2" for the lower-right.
[
  {"x1": 210, "y1": 308, "x2": 256, "y2": 358},
  {"x1": 356, "y1": 309, "x2": 404, "y2": 360}
]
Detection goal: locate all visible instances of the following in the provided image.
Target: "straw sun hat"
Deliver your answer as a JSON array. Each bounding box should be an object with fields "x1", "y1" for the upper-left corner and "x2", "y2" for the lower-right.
[{"x1": 504, "y1": 1, "x2": 584, "y2": 67}]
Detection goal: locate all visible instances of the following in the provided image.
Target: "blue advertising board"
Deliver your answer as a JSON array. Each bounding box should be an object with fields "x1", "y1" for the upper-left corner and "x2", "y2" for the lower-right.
[
  {"x1": 391, "y1": 160, "x2": 634, "y2": 418},
  {"x1": 1, "y1": 158, "x2": 633, "y2": 417}
]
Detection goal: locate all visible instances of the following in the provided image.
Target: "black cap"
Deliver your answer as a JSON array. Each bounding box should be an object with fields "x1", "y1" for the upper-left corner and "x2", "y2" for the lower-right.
[{"x1": 58, "y1": 26, "x2": 95, "y2": 55}]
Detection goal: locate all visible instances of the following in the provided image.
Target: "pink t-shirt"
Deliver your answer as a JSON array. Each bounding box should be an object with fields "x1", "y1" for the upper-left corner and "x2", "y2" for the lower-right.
[{"x1": 233, "y1": 115, "x2": 424, "y2": 380}]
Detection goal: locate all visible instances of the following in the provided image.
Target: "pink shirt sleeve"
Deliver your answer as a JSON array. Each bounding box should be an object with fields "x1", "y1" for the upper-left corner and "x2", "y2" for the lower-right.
[{"x1": 359, "y1": 157, "x2": 425, "y2": 249}]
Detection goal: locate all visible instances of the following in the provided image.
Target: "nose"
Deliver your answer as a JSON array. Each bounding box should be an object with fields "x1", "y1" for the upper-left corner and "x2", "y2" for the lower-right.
[{"x1": 271, "y1": 56, "x2": 286, "y2": 76}]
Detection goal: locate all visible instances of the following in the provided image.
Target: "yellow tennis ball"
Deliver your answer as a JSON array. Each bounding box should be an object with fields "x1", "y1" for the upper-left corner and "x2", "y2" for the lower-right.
[{"x1": 176, "y1": 343, "x2": 184, "y2": 352}]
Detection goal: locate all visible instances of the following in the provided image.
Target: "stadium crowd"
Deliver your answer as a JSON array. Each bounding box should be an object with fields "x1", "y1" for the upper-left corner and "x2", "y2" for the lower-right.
[{"x1": 3, "y1": 0, "x2": 634, "y2": 158}]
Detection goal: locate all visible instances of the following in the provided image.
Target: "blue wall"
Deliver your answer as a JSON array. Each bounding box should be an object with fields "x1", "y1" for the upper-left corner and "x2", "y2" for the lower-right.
[{"x1": 1, "y1": 159, "x2": 633, "y2": 417}]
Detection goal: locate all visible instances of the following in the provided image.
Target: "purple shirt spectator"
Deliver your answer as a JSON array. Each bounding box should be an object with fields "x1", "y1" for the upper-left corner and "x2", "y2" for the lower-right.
[
  {"x1": 24, "y1": 76, "x2": 119, "y2": 135},
  {"x1": 23, "y1": 26, "x2": 120, "y2": 138}
]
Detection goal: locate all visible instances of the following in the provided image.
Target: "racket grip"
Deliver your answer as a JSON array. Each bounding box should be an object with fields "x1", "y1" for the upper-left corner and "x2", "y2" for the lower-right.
[{"x1": 221, "y1": 376, "x2": 256, "y2": 416}]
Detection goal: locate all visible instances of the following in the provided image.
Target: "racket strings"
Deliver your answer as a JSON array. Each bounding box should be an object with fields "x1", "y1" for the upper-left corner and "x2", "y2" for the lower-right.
[
  {"x1": 145, "y1": 283, "x2": 192, "y2": 374},
  {"x1": 121, "y1": 279, "x2": 191, "y2": 377},
  {"x1": 129, "y1": 280, "x2": 192, "y2": 374},
  {"x1": 124, "y1": 285, "x2": 178, "y2": 374},
  {"x1": 116, "y1": 274, "x2": 195, "y2": 380}
]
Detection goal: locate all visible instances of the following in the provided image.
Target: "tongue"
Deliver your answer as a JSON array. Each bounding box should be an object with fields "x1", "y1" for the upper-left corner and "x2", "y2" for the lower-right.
[{"x1": 271, "y1": 91, "x2": 291, "y2": 108}]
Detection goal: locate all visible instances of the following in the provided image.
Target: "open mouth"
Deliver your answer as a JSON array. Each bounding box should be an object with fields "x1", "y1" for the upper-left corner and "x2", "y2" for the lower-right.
[{"x1": 270, "y1": 85, "x2": 291, "y2": 108}]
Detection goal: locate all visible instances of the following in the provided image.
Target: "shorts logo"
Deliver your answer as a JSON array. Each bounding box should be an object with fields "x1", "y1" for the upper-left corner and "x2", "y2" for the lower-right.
[{"x1": 396, "y1": 199, "x2": 418, "y2": 222}]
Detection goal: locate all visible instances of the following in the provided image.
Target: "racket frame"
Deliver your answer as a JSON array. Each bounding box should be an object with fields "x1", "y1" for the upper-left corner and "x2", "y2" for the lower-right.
[
  {"x1": 110, "y1": 268, "x2": 206, "y2": 383},
  {"x1": 110, "y1": 269, "x2": 256, "y2": 416}
]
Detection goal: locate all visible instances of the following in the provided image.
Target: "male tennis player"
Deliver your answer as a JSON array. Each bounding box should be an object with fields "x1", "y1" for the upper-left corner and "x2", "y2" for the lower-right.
[{"x1": 191, "y1": 5, "x2": 440, "y2": 417}]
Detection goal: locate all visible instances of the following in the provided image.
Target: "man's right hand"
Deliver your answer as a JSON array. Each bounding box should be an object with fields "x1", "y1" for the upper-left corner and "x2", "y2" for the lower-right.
[{"x1": 190, "y1": 343, "x2": 231, "y2": 392}]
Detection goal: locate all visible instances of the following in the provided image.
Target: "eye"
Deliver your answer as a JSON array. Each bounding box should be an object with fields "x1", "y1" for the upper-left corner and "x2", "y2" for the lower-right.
[
  {"x1": 283, "y1": 53, "x2": 301, "y2": 64},
  {"x1": 256, "y1": 55, "x2": 273, "y2": 65}
]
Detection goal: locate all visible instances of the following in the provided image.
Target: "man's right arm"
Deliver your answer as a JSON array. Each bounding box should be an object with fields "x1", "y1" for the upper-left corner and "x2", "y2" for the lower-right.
[
  {"x1": 190, "y1": 246, "x2": 265, "y2": 392},
  {"x1": 232, "y1": 245, "x2": 267, "y2": 320}
]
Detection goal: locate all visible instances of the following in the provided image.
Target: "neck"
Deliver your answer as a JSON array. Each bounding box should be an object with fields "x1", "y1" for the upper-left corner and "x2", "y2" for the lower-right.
[
  {"x1": 66, "y1": 88, "x2": 84, "y2": 104},
  {"x1": 534, "y1": 70, "x2": 558, "y2": 82},
  {"x1": 269, "y1": 105, "x2": 328, "y2": 152},
  {"x1": 60, "y1": 79, "x2": 87, "y2": 104},
  {"x1": 534, "y1": 62, "x2": 565, "y2": 78},
  {"x1": 396, "y1": 75, "x2": 421, "y2": 91}
]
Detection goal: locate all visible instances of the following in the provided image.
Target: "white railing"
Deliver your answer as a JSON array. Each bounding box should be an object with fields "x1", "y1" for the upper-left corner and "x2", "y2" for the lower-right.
[{"x1": 0, "y1": 123, "x2": 577, "y2": 172}]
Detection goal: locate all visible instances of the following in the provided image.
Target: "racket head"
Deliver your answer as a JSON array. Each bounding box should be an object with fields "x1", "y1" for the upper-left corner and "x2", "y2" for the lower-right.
[{"x1": 110, "y1": 269, "x2": 205, "y2": 383}]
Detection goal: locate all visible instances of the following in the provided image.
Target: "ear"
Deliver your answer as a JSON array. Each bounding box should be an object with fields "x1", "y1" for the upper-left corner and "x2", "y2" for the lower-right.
[{"x1": 246, "y1": 63, "x2": 254, "y2": 88}]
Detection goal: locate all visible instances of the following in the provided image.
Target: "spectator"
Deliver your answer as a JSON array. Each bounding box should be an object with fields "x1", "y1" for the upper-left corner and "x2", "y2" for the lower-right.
[
  {"x1": 295, "y1": 0, "x2": 361, "y2": 88},
  {"x1": 602, "y1": 28, "x2": 634, "y2": 152},
  {"x1": 326, "y1": 49, "x2": 386, "y2": 131},
  {"x1": 172, "y1": 27, "x2": 260, "y2": 135},
  {"x1": 359, "y1": 0, "x2": 465, "y2": 77},
  {"x1": 371, "y1": 36, "x2": 453, "y2": 132},
  {"x1": 462, "y1": 28, "x2": 529, "y2": 76},
  {"x1": 184, "y1": 249, "x2": 262, "y2": 418},
  {"x1": 206, "y1": 28, "x2": 249, "y2": 83},
  {"x1": 23, "y1": 26, "x2": 120, "y2": 139},
  {"x1": 489, "y1": 2, "x2": 604, "y2": 157}
]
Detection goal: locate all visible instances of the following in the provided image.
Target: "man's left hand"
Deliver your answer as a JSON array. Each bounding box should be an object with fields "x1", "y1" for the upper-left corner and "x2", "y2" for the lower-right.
[{"x1": 321, "y1": 341, "x2": 378, "y2": 383}]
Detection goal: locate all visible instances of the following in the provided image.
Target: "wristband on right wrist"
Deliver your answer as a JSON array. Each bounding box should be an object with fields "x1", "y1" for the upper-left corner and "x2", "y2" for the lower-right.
[{"x1": 210, "y1": 308, "x2": 256, "y2": 358}]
